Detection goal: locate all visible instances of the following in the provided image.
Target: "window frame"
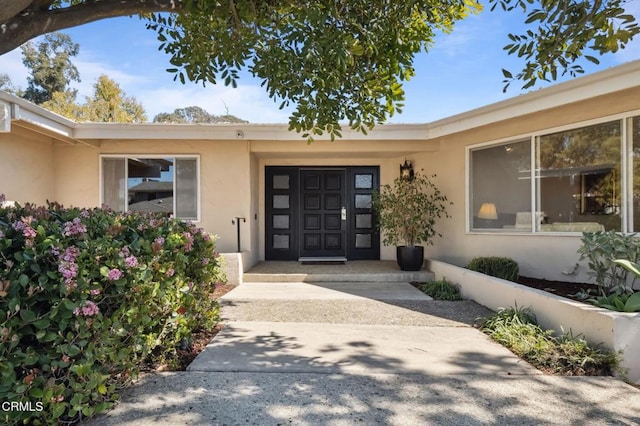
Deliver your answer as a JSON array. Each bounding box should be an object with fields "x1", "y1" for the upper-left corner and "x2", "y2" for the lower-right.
[
  {"x1": 467, "y1": 110, "x2": 640, "y2": 235},
  {"x1": 99, "y1": 154, "x2": 201, "y2": 222}
]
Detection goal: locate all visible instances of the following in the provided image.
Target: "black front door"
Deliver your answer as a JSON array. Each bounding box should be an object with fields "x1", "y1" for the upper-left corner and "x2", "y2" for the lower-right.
[
  {"x1": 299, "y1": 169, "x2": 347, "y2": 259},
  {"x1": 265, "y1": 166, "x2": 379, "y2": 261}
]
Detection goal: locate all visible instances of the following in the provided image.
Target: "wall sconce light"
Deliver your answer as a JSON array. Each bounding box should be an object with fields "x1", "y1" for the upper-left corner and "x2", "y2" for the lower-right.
[
  {"x1": 478, "y1": 203, "x2": 498, "y2": 220},
  {"x1": 400, "y1": 159, "x2": 414, "y2": 181}
]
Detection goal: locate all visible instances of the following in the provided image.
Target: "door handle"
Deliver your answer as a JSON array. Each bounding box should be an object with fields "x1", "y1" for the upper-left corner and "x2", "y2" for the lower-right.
[{"x1": 341, "y1": 207, "x2": 347, "y2": 221}]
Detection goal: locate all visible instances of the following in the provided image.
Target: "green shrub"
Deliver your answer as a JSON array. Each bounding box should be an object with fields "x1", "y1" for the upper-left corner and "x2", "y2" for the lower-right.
[
  {"x1": 466, "y1": 256, "x2": 519, "y2": 281},
  {"x1": 480, "y1": 306, "x2": 619, "y2": 376},
  {"x1": 578, "y1": 231, "x2": 640, "y2": 294},
  {"x1": 419, "y1": 279, "x2": 462, "y2": 300},
  {"x1": 589, "y1": 292, "x2": 640, "y2": 312},
  {"x1": 0, "y1": 198, "x2": 225, "y2": 424}
]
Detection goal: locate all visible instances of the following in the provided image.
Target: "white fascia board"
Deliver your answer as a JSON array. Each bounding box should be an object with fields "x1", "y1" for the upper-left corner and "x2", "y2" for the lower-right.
[
  {"x1": 426, "y1": 60, "x2": 640, "y2": 139},
  {"x1": 73, "y1": 122, "x2": 430, "y2": 141},
  {"x1": 0, "y1": 91, "x2": 76, "y2": 139},
  {"x1": 12, "y1": 104, "x2": 76, "y2": 139}
]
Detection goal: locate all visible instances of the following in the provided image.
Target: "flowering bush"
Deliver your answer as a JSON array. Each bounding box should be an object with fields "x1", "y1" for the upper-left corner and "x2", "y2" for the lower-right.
[{"x1": 0, "y1": 198, "x2": 225, "y2": 424}]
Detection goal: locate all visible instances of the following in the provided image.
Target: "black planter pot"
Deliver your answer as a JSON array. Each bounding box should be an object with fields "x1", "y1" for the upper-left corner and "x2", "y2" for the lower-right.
[{"x1": 396, "y1": 246, "x2": 424, "y2": 271}]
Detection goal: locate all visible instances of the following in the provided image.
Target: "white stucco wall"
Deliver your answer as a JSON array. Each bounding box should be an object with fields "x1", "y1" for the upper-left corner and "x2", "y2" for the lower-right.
[{"x1": 0, "y1": 127, "x2": 55, "y2": 204}]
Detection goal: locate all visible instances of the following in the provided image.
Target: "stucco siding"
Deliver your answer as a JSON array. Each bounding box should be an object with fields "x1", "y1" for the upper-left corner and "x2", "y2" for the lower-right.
[
  {"x1": 0, "y1": 127, "x2": 54, "y2": 204},
  {"x1": 51, "y1": 139, "x2": 254, "y2": 254},
  {"x1": 52, "y1": 144, "x2": 98, "y2": 208}
]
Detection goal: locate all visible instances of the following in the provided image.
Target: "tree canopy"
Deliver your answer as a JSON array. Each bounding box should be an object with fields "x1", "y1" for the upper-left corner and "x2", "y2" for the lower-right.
[
  {"x1": 153, "y1": 106, "x2": 247, "y2": 124},
  {"x1": 21, "y1": 32, "x2": 80, "y2": 104},
  {"x1": 0, "y1": 1, "x2": 638, "y2": 138},
  {"x1": 42, "y1": 74, "x2": 147, "y2": 123}
]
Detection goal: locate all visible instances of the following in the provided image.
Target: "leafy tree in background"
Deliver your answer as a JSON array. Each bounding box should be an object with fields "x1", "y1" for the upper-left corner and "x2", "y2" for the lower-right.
[
  {"x1": 40, "y1": 90, "x2": 82, "y2": 119},
  {"x1": 0, "y1": 1, "x2": 638, "y2": 138},
  {"x1": 42, "y1": 75, "x2": 147, "y2": 123},
  {"x1": 0, "y1": 73, "x2": 20, "y2": 95},
  {"x1": 153, "y1": 106, "x2": 248, "y2": 124},
  {"x1": 20, "y1": 32, "x2": 80, "y2": 104},
  {"x1": 81, "y1": 75, "x2": 147, "y2": 123}
]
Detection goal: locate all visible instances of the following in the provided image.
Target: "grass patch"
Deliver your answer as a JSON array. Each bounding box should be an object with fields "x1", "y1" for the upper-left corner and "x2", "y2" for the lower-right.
[
  {"x1": 480, "y1": 306, "x2": 619, "y2": 376},
  {"x1": 419, "y1": 279, "x2": 462, "y2": 301}
]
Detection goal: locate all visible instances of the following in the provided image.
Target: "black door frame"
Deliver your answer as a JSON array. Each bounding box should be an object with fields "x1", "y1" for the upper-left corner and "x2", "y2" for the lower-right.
[{"x1": 265, "y1": 166, "x2": 380, "y2": 261}]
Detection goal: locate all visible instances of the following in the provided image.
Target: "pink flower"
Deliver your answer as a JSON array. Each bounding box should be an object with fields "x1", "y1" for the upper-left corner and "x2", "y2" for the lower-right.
[
  {"x1": 73, "y1": 301, "x2": 99, "y2": 317},
  {"x1": 89, "y1": 289, "x2": 101, "y2": 296},
  {"x1": 80, "y1": 209, "x2": 90, "y2": 218},
  {"x1": 165, "y1": 268, "x2": 175, "y2": 277},
  {"x1": 62, "y1": 246, "x2": 80, "y2": 262},
  {"x1": 63, "y1": 217, "x2": 87, "y2": 237},
  {"x1": 154, "y1": 237, "x2": 165, "y2": 246},
  {"x1": 202, "y1": 257, "x2": 210, "y2": 265},
  {"x1": 183, "y1": 232, "x2": 194, "y2": 252},
  {"x1": 124, "y1": 255, "x2": 138, "y2": 268},
  {"x1": 119, "y1": 246, "x2": 130, "y2": 257},
  {"x1": 61, "y1": 355, "x2": 70, "y2": 363},
  {"x1": 58, "y1": 262, "x2": 78, "y2": 281},
  {"x1": 23, "y1": 226, "x2": 37, "y2": 239},
  {"x1": 107, "y1": 268, "x2": 122, "y2": 281}
]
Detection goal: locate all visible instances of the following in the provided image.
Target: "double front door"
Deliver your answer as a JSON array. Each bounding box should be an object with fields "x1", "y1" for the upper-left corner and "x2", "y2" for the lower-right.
[{"x1": 265, "y1": 166, "x2": 379, "y2": 261}]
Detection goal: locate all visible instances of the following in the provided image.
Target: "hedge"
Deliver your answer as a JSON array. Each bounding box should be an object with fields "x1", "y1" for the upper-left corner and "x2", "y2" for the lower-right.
[{"x1": 0, "y1": 196, "x2": 225, "y2": 424}]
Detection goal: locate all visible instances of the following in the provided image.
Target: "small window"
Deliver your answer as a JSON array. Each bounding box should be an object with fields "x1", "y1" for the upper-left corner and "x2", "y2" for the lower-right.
[{"x1": 102, "y1": 156, "x2": 199, "y2": 221}]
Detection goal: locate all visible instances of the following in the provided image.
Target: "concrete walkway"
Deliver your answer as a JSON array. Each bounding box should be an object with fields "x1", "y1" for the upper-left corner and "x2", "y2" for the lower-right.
[{"x1": 88, "y1": 281, "x2": 640, "y2": 425}]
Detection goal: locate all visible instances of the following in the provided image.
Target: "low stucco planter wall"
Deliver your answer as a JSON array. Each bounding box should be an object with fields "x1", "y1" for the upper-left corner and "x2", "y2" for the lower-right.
[
  {"x1": 220, "y1": 251, "x2": 255, "y2": 285},
  {"x1": 426, "y1": 259, "x2": 640, "y2": 385}
]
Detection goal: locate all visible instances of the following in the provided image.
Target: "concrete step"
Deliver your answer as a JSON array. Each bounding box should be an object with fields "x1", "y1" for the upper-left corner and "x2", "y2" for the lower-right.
[
  {"x1": 243, "y1": 261, "x2": 434, "y2": 283},
  {"x1": 243, "y1": 270, "x2": 434, "y2": 283}
]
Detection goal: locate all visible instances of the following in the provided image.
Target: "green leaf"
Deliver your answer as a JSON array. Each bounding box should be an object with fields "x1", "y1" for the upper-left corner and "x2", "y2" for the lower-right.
[
  {"x1": 19, "y1": 309, "x2": 37, "y2": 322},
  {"x1": 33, "y1": 318, "x2": 50, "y2": 329},
  {"x1": 624, "y1": 292, "x2": 640, "y2": 312},
  {"x1": 19, "y1": 274, "x2": 29, "y2": 287}
]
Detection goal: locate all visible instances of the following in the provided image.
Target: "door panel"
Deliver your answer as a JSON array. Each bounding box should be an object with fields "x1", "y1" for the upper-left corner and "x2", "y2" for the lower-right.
[
  {"x1": 265, "y1": 166, "x2": 379, "y2": 261},
  {"x1": 299, "y1": 169, "x2": 347, "y2": 258},
  {"x1": 347, "y1": 167, "x2": 380, "y2": 260},
  {"x1": 265, "y1": 167, "x2": 298, "y2": 260}
]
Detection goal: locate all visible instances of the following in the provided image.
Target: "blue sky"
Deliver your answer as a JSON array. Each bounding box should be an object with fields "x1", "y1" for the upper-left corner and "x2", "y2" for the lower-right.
[{"x1": 1, "y1": 2, "x2": 639, "y2": 124}]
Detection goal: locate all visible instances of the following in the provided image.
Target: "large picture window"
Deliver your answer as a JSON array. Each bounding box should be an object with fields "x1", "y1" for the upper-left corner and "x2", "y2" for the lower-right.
[
  {"x1": 470, "y1": 140, "x2": 531, "y2": 230},
  {"x1": 101, "y1": 156, "x2": 199, "y2": 221},
  {"x1": 469, "y1": 116, "x2": 634, "y2": 233},
  {"x1": 537, "y1": 121, "x2": 621, "y2": 232}
]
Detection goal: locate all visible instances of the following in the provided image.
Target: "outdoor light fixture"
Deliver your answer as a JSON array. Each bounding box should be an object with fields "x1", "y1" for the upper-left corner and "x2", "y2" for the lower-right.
[
  {"x1": 477, "y1": 203, "x2": 498, "y2": 220},
  {"x1": 400, "y1": 159, "x2": 414, "y2": 181}
]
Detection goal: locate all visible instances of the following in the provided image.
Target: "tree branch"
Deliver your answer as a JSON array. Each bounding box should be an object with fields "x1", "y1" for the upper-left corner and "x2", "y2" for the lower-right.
[{"x1": 0, "y1": 0, "x2": 186, "y2": 55}]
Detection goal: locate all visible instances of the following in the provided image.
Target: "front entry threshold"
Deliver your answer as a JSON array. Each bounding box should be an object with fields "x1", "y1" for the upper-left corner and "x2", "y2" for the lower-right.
[{"x1": 298, "y1": 257, "x2": 347, "y2": 264}]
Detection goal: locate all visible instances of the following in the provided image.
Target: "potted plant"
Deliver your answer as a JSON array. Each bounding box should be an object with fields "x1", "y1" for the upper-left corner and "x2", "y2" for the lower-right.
[{"x1": 372, "y1": 171, "x2": 451, "y2": 271}]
